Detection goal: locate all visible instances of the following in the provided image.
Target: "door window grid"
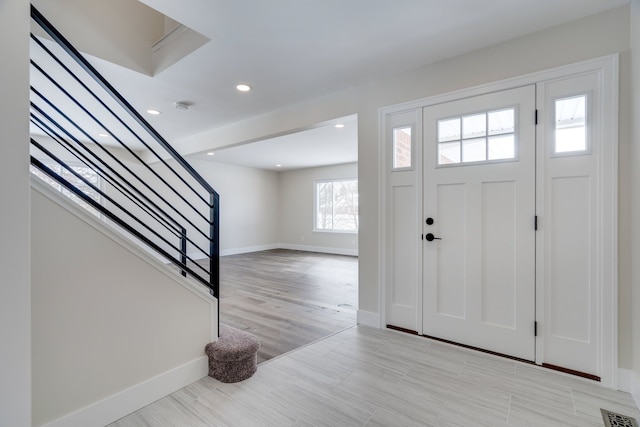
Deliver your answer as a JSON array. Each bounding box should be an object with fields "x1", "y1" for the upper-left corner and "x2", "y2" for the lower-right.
[
  {"x1": 392, "y1": 126, "x2": 412, "y2": 169},
  {"x1": 437, "y1": 107, "x2": 516, "y2": 166}
]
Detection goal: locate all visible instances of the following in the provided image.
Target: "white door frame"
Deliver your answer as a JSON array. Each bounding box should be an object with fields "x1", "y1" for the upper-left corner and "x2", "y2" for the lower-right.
[{"x1": 378, "y1": 54, "x2": 618, "y2": 389}]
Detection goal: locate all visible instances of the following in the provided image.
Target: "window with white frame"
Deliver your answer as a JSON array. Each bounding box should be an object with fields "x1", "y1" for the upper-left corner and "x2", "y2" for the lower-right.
[
  {"x1": 392, "y1": 126, "x2": 412, "y2": 169},
  {"x1": 554, "y1": 94, "x2": 588, "y2": 154},
  {"x1": 315, "y1": 179, "x2": 358, "y2": 232}
]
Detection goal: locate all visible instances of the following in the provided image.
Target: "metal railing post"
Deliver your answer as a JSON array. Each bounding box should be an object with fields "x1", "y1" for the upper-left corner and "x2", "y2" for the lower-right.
[
  {"x1": 210, "y1": 192, "x2": 220, "y2": 336},
  {"x1": 180, "y1": 227, "x2": 187, "y2": 277}
]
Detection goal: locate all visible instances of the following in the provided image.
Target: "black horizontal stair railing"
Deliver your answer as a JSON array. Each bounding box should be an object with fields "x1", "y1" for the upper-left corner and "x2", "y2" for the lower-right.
[{"x1": 28, "y1": 5, "x2": 220, "y2": 301}]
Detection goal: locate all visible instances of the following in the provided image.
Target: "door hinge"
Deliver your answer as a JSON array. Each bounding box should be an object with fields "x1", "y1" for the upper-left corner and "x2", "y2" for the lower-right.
[
  {"x1": 534, "y1": 321, "x2": 538, "y2": 337},
  {"x1": 534, "y1": 215, "x2": 538, "y2": 230},
  {"x1": 421, "y1": 234, "x2": 424, "y2": 240},
  {"x1": 535, "y1": 109, "x2": 538, "y2": 125}
]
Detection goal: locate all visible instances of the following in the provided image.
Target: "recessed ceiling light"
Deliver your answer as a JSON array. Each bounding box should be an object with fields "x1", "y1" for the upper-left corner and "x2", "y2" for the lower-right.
[
  {"x1": 207, "y1": 152, "x2": 215, "y2": 156},
  {"x1": 98, "y1": 133, "x2": 109, "y2": 138},
  {"x1": 276, "y1": 164, "x2": 282, "y2": 168},
  {"x1": 236, "y1": 84, "x2": 252, "y2": 92},
  {"x1": 147, "y1": 109, "x2": 161, "y2": 115},
  {"x1": 335, "y1": 124, "x2": 345, "y2": 128}
]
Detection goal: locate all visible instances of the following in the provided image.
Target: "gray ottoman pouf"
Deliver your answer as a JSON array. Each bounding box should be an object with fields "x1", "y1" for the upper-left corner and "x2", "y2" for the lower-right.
[{"x1": 204, "y1": 324, "x2": 260, "y2": 383}]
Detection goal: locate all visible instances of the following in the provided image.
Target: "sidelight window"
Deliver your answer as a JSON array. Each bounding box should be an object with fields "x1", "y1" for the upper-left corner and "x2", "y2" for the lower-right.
[
  {"x1": 554, "y1": 94, "x2": 588, "y2": 154},
  {"x1": 392, "y1": 126, "x2": 412, "y2": 169}
]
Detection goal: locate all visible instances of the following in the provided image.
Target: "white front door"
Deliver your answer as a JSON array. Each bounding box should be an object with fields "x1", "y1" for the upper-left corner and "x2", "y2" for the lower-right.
[{"x1": 422, "y1": 85, "x2": 537, "y2": 361}]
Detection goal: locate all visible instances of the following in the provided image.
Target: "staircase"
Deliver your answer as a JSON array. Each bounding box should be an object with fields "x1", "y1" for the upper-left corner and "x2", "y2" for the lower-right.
[
  {"x1": 29, "y1": 5, "x2": 219, "y2": 301},
  {"x1": 29, "y1": 5, "x2": 222, "y2": 426}
]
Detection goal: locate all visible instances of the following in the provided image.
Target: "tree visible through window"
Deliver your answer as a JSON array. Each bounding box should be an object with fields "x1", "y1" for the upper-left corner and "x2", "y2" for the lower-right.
[{"x1": 315, "y1": 179, "x2": 358, "y2": 232}]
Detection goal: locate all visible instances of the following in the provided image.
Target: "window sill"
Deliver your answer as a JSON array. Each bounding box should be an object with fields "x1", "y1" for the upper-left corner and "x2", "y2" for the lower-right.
[{"x1": 313, "y1": 229, "x2": 358, "y2": 235}]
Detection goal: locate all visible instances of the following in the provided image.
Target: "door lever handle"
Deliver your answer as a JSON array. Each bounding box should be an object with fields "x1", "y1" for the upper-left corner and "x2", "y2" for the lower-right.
[{"x1": 425, "y1": 233, "x2": 442, "y2": 241}]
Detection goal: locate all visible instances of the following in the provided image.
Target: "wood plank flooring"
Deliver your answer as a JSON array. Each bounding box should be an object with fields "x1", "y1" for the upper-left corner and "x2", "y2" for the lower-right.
[
  {"x1": 213, "y1": 249, "x2": 358, "y2": 364},
  {"x1": 110, "y1": 326, "x2": 640, "y2": 426}
]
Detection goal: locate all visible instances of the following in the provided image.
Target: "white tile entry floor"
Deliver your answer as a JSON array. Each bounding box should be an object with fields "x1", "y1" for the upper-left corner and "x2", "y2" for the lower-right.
[{"x1": 110, "y1": 326, "x2": 640, "y2": 427}]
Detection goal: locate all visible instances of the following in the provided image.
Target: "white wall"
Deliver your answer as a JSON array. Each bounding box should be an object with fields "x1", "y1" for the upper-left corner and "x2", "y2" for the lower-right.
[
  {"x1": 31, "y1": 184, "x2": 216, "y2": 426},
  {"x1": 190, "y1": 159, "x2": 279, "y2": 255},
  {"x1": 356, "y1": 5, "x2": 632, "y2": 332},
  {"x1": 279, "y1": 163, "x2": 358, "y2": 255},
  {"x1": 95, "y1": 155, "x2": 279, "y2": 267},
  {"x1": 0, "y1": 1, "x2": 31, "y2": 426},
  {"x1": 630, "y1": 0, "x2": 640, "y2": 400},
  {"x1": 114, "y1": 158, "x2": 357, "y2": 258},
  {"x1": 173, "y1": 6, "x2": 634, "y2": 367}
]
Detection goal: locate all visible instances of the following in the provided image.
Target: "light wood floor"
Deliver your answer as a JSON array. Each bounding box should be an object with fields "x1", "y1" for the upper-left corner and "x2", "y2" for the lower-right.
[
  {"x1": 215, "y1": 249, "x2": 358, "y2": 364},
  {"x1": 110, "y1": 325, "x2": 640, "y2": 426}
]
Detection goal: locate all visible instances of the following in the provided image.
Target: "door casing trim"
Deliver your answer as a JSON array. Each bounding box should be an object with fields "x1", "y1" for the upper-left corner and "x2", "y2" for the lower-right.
[{"x1": 378, "y1": 54, "x2": 619, "y2": 389}]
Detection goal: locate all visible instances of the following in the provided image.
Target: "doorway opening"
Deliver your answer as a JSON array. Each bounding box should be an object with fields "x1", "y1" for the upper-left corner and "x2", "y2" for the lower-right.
[{"x1": 190, "y1": 114, "x2": 359, "y2": 363}]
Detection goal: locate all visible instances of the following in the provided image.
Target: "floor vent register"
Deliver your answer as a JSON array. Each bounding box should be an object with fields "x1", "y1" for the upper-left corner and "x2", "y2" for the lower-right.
[{"x1": 601, "y1": 409, "x2": 639, "y2": 427}]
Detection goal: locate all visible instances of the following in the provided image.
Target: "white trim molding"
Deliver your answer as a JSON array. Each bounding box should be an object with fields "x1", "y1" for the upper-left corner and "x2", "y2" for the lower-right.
[
  {"x1": 279, "y1": 243, "x2": 358, "y2": 257},
  {"x1": 619, "y1": 369, "x2": 640, "y2": 411},
  {"x1": 632, "y1": 370, "x2": 640, "y2": 411},
  {"x1": 219, "y1": 243, "x2": 279, "y2": 257},
  {"x1": 634, "y1": 373, "x2": 640, "y2": 412},
  {"x1": 619, "y1": 368, "x2": 632, "y2": 393},
  {"x1": 218, "y1": 243, "x2": 357, "y2": 257},
  {"x1": 42, "y1": 357, "x2": 208, "y2": 427},
  {"x1": 378, "y1": 54, "x2": 619, "y2": 389},
  {"x1": 357, "y1": 310, "x2": 381, "y2": 328}
]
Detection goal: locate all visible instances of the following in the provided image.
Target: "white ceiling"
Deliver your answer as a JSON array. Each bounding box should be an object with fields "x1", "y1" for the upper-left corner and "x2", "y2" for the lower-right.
[
  {"x1": 188, "y1": 115, "x2": 357, "y2": 171},
  {"x1": 36, "y1": 0, "x2": 629, "y2": 171}
]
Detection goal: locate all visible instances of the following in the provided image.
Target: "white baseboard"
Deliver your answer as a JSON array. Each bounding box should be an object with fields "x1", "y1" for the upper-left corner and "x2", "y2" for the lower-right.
[
  {"x1": 279, "y1": 243, "x2": 358, "y2": 257},
  {"x1": 632, "y1": 371, "x2": 640, "y2": 412},
  {"x1": 42, "y1": 357, "x2": 208, "y2": 427},
  {"x1": 619, "y1": 368, "x2": 632, "y2": 392},
  {"x1": 195, "y1": 243, "x2": 358, "y2": 259},
  {"x1": 219, "y1": 244, "x2": 279, "y2": 257},
  {"x1": 619, "y1": 369, "x2": 640, "y2": 411},
  {"x1": 357, "y1": 310, "x2": 380, "y2": 328}
]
